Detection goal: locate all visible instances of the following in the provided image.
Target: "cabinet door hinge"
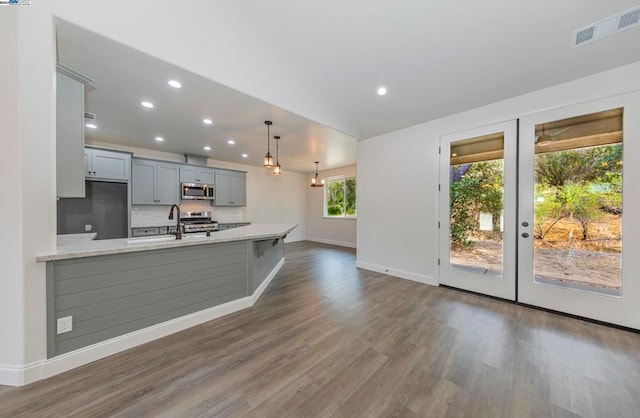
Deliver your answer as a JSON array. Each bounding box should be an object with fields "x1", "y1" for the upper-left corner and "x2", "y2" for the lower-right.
[
  {"x1": 438, "y1": 184, "x2": 441, "y2": 191},
  {"x1": 438, "y1": 146, "x2": 441, "y2": 154},
  {"x1": 438, "y1": 258, "x2": 441, "y2": 266},
  {"x1": 438, "y1": 221, "x2": 440, "y2": 229}
]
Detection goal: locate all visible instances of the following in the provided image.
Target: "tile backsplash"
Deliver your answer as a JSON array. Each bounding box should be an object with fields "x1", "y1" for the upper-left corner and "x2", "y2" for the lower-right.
[{"x1": 131, "y1": 202, "x2": 247, "y2": 227}]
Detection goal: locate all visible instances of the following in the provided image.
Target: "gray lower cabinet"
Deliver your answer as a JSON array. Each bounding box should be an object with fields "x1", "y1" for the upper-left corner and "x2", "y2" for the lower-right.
[
  {"x1": 180, "y1": 166, "x2": 214, "y2": 184},
  {"x1": 85, "y1": 147, "x2": 131, "y2": 181},
  {"x1": 132, "y1": 159, "x2": 179, "y2": 205},
  {"x1": 131, "y1": 227, "x2": 160, "y2": 237},
  {"x1": 219, "y1": 222, "x2": 251, "y2": 230},
  {"x1": 56, "y1": 66, "x2": 91, "y2": 198},
  {"x1": 131, "y1": 226, "x2": 177, "y2": 237},
  {"x1": 215, "y1": 169, "x2": 246, "y2": 206}
]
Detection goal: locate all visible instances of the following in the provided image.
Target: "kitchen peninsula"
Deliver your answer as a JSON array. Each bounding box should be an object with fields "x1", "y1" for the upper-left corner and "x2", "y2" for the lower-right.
[{"x1": 38, "y1": 223, "x2": 296, "y2": 363}]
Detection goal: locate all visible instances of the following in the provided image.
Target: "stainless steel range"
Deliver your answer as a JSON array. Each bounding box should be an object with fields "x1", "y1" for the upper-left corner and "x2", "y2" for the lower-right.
[{"x1": 180, "y1": 211, "x2": 219, "y2": 234}]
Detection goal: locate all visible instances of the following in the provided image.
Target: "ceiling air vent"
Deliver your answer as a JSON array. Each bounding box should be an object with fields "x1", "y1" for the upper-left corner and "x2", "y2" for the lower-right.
[
  {"x1": 575, "y1": 26, "x2": 596, "y2": 45},
  {"x1": 619, "y1": 8, "x2": 640, "y2": 29},
  {"x1": 572, "y1": 6, "x2": 640, "y2": 48}
]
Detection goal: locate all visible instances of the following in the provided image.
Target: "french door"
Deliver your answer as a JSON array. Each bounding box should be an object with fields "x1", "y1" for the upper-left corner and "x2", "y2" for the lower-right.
[
  {"x1": 518, "y1": 92, "x2": 640, "y2": 329},
  {"x1": 439, "y1": 120, "x2": 518, "y2": 300},
  {"x1": 440, "y1": 91, "x2": 640, "y2": 328}
]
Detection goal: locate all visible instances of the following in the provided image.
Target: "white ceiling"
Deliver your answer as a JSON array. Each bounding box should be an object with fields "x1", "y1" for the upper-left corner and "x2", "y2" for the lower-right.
[
  {"x1": 55, "y1": 1, "x2": 640, "y2": 172},
  {"x1": 236, "y1": 0, "x2": 640, "y2": 138},
  {"x1": 55, "y1": 21, "x2": 358, "y2": 174}
]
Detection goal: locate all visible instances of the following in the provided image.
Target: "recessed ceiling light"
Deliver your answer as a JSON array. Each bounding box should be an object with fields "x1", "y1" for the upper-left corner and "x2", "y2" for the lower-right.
[
  {"x1": 241, "y1": 153, "x2": 248, "y2": 158},
  {"x1": 141, "y1": 101, "x2": 154, "y2": 109},
  {"x1": 227, "y1": 139, "x2": 236, "y2": 145},
  {"x1": 204, "y1": 146, "x2": 211, "y2": 151},
  {"x1": 168, "y1": 80, "x2": 182, "y2": 88},
  {"x1": 155, "y1": 136, "x2": 164, "y2": 142},
  {"x1": 85, "y1": 123, "x2": 97, "y2": 129},
  {"x1": 202, "y1": 118, "x2": 213, "y2": 125},
  {"x1": 377, "y1": 86, "x2": 387, "y2": 96}
]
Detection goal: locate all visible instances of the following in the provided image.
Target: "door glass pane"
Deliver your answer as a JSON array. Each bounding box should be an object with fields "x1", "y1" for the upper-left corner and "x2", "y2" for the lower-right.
[
  {"x1": 450, "y1": 132, "x2": 504, "y2": 276},
  {"x1": 533, "y1": 108, "x2": 623, "y2": 297}
]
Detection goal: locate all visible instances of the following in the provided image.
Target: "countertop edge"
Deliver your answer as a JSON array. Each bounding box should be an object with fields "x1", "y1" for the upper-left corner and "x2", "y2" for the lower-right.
[{"x1": 38, "y1": 224, "x2": 296, "y2": 262}]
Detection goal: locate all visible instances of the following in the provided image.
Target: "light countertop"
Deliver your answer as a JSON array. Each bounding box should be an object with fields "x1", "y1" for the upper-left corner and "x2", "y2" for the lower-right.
[
  {"x1": 56, "y1": 233, "x2": 98, "y2": 244},
  {"x1": 130, "y1": 221, "x2": 176, "y2": 228},
  {"x1": 131, "y1": 220, "x2": 251, "y2": 228},
  {"x1": 38, "y1": 223, "x2": 296, "y2": 262}
]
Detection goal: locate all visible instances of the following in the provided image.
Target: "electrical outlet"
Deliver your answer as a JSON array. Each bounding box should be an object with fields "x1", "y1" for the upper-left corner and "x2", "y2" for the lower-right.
[{"x1": 57, "y1": 316, "x2": 73, "y2": 334}]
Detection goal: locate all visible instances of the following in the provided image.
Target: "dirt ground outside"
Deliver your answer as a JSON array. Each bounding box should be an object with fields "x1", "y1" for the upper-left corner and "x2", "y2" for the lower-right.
[{"x1": 450, "y1": 215, "x2": 622, "y2": 292}]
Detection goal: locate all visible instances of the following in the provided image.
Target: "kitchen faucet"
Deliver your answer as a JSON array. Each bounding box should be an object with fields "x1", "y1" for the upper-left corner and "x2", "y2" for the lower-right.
[{"x1": 168, "y1": 204, "x2": 183, "y2": 240}]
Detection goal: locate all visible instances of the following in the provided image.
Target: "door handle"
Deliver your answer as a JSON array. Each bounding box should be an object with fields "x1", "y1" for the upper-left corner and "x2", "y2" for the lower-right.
[{"x1": 521, "y1": 233, "x2": 530, "y2": 238}]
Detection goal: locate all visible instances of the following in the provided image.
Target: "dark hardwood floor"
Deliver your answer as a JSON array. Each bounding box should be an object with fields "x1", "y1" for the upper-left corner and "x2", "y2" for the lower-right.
[{"x1": 2, "y1": 241, "x2": 640, "y2": 417}]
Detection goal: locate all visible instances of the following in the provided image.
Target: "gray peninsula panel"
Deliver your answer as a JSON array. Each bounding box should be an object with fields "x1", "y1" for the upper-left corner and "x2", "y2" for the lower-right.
[
  {"x1": 252, "y1": 239, "x2": 285, "y2": 293},
  {"x1": 47, "y1": 241, "x2": 250, "y2": 357}
]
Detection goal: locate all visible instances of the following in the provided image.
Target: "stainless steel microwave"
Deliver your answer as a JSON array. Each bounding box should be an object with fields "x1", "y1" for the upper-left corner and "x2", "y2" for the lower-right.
[{"x1": 181, "y1": 182, "x2": 215, "y2": 200}]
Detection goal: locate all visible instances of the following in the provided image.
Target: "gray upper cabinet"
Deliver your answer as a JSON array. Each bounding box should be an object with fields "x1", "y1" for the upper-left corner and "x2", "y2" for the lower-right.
[
  {"x1": 214, "y1": 169, "x2": 246, "y2": 206},
  {"x1": 179, "y1": 166, "x2": 214, "y2": 184},
  {"x1": 132, "y1": 160, "x2": 156, "y2": 204},
  {"x1": 85, "y1": 148, "x2": 131, "y2": 181},
  {"x1": 156, "y1": 164, "x2": 180, "y2": 205},
  {"x1": 132, "y1": 159, "x2": 179, "y2": 205},
  {"x1": 197, "y1": 167, "x2": 215, "y2": 184},
  {"x1": 56, "y1": 66, "x2": 92, "y2": 198}
]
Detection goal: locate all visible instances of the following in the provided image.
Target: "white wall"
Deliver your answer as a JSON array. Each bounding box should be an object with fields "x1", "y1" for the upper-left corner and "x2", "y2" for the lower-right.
[
  {"x1": 357, "y1": 60, "x2": 640, "y2": 286},
  {"x1": 89, "y1": 141, "x2": 307, "y2": 242},
  {"x1": 306, "y1": 165, "x2": 357, "y2": 248},
  {"x1": 0, "y1": 8, "x2": 24, "y2": 386},
  {"x1": 0, "y1": 1, "x2": 56, "y2": 385}
]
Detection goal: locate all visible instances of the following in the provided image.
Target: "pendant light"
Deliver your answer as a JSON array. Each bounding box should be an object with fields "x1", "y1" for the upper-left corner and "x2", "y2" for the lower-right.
[
  {"x1": 273, "y1": 135, "x2": 282, "y2": 175},
  {"x1": 263, "y1": 121, "x2": 274, "y2": 167},
  {"x1": 310, "y1": 161, "x2": 324, "y2": 187}
]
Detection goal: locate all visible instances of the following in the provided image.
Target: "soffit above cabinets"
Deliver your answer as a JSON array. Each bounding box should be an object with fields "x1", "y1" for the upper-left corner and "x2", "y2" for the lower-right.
[{"x1": 55, "y1": 20, "x2": 357, "y2": 174}]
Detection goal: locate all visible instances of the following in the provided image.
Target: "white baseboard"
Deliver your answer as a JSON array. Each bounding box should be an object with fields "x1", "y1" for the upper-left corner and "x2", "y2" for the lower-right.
[
  {"x1": 251, "y1": 257, "x2": 284, "y2": 303},
  {"x1": 1, "y1": 257, "x2": 285, "y2": 387},
  {"x1": 356, "y1": 260, "x2": 438, "y2": 286},
  {"x1": 0, "y1": 361, "x2": 42, "y2": 386},
  {"x1": 306, "y1": 237, "x2": 357, "y2": 249}
]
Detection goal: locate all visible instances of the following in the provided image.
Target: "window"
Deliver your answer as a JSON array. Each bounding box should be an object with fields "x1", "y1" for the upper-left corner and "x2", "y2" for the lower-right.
[{"x1": 325, "y1": 176, "x2": 357, "y2": 218}]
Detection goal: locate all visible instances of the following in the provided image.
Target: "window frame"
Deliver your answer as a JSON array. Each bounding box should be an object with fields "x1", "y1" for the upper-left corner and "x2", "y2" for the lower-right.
[{"x1": 323, "y1": 175, "x2": 357, "y2": 219}]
